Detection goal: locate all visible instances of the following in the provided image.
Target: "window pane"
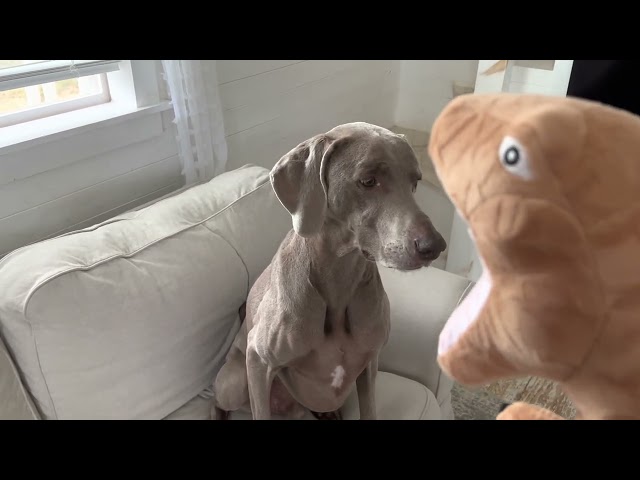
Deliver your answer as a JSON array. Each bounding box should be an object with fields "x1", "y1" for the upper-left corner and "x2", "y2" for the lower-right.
[
  {"x1": 0, "y1": 74, "x2": 104, "y2": 115},
  {"x1": 0, "y1": 60, "x2": 48, "y2": 70}
]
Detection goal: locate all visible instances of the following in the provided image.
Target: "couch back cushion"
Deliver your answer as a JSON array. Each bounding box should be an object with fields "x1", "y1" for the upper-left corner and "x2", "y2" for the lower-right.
[{"x1": 0, "y1": 165, "x2": 291, "y2": 419}]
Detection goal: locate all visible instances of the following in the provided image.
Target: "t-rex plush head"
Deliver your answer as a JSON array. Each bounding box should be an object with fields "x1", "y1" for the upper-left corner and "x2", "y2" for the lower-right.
[{"x1": 428, "y1": 92, "x2": 640, "y2": 420}]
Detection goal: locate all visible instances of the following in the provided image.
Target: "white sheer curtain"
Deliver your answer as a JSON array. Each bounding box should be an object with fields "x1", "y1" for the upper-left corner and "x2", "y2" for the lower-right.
[{"x1": 161, "y1": 60, "x2": 228, "y2": 185}]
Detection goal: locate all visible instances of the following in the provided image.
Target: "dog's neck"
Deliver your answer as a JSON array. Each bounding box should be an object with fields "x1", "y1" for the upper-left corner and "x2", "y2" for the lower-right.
[
  {"x1": 307, "y1": 217, "x2": 362, "y2": 261},
  {"x1": 302, "y1": 229, "x2": 371, "y2": 310},
  {"x1": 300, "y1": 218, "x2": 373, "y2": 300}
]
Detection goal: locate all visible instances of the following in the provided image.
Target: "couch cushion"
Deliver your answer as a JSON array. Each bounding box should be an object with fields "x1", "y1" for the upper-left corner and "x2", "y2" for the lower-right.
[
  {"x1": 0, "y1": 165, "x2": 292, "y2": 419},
  {"x1": 0, "y1": 336, "x2": 39, "y2": 419},
  {"x1": 377, "y1": 265, "x2": 471, "y2": 405},
  {"x1": 340, "y1": 371, "x2": 443, "y2": 420},
  {"x1": 163, "y1": 371, "x2": 442, "y2": 420}
]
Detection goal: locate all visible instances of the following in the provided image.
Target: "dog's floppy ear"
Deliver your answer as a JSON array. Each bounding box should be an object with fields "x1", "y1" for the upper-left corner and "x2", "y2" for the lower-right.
[{"x1": 270, "y1": 134, "x2": 332, "y2": 237}]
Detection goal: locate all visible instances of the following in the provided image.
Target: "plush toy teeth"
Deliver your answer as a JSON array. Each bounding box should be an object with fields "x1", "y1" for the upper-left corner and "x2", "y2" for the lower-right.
[{"x1": 438, "y1": 266, "x2": 492, "y2": 356}]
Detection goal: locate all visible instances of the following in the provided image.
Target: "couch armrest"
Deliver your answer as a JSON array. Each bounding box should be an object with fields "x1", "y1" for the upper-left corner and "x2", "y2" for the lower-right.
[
  {"x1": 377, "y1": 266, "x2": 471, "y2": 408},
  {"x1": 0, "y1": 335, "x2": 40, "y2": 419}
]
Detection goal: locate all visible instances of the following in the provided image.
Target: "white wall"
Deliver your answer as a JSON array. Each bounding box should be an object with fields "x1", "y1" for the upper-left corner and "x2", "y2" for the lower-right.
[
  {"x1": 217, "y1": 60, "x2": 460, "y2": 270},
  {"x1": 474, "y1": 60, "x2": 574, "y2": 96},
  {"x1": 216, "y1": 59, "x2": 471, "y2": 272},
  {"x1": 507, "y1": 60, "x2": 574, "y2": 96},
  {"x1": 1, "y1": 60, "x2": 474, "y2": 260},
  {"x1": 413, "y1": 181, "x2": 454, "y2": 270},
  {"x1": 391, "y1": 60, "x2": 482, "y2": 274},
  {"x1": 0, "y1": 111, "x2": 183, "y2": 257},
  {"x1": 218, "y1": 60, "x2": 400, "y2": 172},
  {"x1": 394, "y1": 60, "x2": 479, "y2": 132},
  {"x1": 446, "y1": 211, "x2": 483, "y2": 279},
  {"x1": 0, "y1": 62, "x2": 183, "y2": 257},
  {"x1": 0, "y1": 60, "x2": 400, "y2": 257}
]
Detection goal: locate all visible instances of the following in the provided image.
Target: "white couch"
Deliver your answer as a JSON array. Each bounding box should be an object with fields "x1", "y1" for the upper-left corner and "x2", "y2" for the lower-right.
[{"x1": 0, "y1": 165, "x2": 471, "y2": 420}]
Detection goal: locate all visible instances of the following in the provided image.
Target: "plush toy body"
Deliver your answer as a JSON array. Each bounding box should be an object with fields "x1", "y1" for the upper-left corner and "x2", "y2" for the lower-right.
[{"x1": 428, "y1": 93, "x2": 640, "y2": 420}]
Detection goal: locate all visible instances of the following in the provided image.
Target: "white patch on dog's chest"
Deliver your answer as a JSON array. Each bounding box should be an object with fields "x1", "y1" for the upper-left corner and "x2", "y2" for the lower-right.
[{"x1": 330, "y1": 365, "x2": 346, "y2": 388}]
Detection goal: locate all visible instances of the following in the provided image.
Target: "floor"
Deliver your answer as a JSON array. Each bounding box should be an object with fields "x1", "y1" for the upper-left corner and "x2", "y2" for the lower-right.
[{"x1": 452, "y1": 377, "x2": 577, "y2": 420}]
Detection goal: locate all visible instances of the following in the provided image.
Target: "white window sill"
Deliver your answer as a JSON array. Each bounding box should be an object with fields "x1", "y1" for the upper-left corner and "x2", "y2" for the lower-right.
[{"x1": 0, "y1": 101, "x2": 173, "y2": 154}]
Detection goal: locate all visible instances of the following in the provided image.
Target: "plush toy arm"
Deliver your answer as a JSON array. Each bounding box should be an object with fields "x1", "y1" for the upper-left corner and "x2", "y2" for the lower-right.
[{"x1": 497, "y1": 401, "x2": 565, "y2": 420}]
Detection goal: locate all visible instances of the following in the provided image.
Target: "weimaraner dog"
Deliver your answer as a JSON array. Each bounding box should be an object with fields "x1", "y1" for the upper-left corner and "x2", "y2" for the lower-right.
[{"x1": 214, "y1": 122, "x2": 447, "y2": 420}]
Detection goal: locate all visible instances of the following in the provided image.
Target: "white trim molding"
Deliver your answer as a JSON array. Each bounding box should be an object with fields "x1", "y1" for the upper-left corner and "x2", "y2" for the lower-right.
[
  {"x1": 0, "y1": 60, "x2": 121, "y2": 91},
  {"x1": 0, "y1": 60, "x2": 163, "y2": 152}
]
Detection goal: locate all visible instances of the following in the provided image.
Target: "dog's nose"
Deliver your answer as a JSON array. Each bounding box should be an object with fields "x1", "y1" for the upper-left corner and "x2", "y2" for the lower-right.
[{"x1": 414, "y1": 233, "x2": 447, "y2": 261}]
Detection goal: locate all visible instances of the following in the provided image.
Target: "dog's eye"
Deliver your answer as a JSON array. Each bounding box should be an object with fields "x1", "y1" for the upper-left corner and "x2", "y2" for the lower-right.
[
  {"x1": 498, "y1": 136, "x2": 533, "y2": 180},
  {"x1": 360, "y1": 177, "x2": 377, "y2": 188}
]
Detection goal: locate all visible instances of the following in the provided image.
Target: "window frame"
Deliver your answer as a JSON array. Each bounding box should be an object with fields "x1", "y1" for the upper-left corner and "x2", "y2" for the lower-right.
[
  {"x1": 0, "y1": 60, "x2": 168, "y2": 153},
  {"x1": 0, "y1": 60, "x2": 121, "y2": 90},
  {"x1": 0, "y1": 73, "x2": 112, "y2": 129}
]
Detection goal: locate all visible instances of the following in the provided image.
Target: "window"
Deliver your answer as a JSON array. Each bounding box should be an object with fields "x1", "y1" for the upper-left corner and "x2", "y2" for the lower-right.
[
  {"x1": 0, "y1": 60, "x2": 121, "y2": 128},
  {"x1": 0, "y1": 60, "x2": 166, "y2": 152}
]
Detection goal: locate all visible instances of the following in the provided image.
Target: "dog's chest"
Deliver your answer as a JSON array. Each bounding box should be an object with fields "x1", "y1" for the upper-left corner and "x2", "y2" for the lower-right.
[
  {"x1": 289, "y1": 332, "x2": 378, "y2": 397},
  {"x1": 321, "y1": 302, "x2": 387, "y2": 347},
  {"x1": 311, "y1": 263, "x2": 390, "y2": 357},
  {"x1": 277, "y1": 258, "x2": 389, "y2": 405},
  {"x1": 290, "y1": 304, "x2": 387, "y2": 385}
]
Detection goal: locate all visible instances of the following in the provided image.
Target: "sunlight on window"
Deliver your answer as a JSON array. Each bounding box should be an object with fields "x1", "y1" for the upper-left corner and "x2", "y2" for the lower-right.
[
  {"x1": 0, "y1": 60, "x2": 119, "y2": 129},
  {"x1": 0, "y1": 60, "x2": 47, "y2": 70},
  {"x1": 0, "y1": 74, "x2": 104, "y2": 115}
]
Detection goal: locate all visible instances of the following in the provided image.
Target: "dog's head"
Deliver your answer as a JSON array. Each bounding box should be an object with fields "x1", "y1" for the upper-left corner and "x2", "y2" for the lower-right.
[{"x1": 270, "y1": 122, "x2": 446, "y2": 271}]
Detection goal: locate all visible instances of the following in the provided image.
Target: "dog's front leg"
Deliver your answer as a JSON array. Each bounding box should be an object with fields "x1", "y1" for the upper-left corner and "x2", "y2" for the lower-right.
[
  {"x1": 356, "y1": 356, "x2": 378, "y2": 420},
  {"x1": 246, "y1": 346, "x2": 277, "y2": 420}
]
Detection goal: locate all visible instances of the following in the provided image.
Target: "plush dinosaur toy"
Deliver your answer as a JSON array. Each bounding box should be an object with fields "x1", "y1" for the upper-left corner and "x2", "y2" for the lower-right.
[{"x1": 428, "y1": 92, "x2": 640, "y2": 420}]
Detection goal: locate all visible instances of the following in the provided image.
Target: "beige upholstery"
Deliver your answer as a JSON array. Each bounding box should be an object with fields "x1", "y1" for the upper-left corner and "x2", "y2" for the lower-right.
[
  {"x1": 0, "y1": 337, "x2": 40, "y2": 419},
  {"x1": 164, "y1": 372, "x2": 443, "y2": 420},
  {"x1": 0, "y1": 165, "x2": 470, "y2": 420},
  {"x1": 377, "y1": 266, "x2": 471, "y2": 419}
]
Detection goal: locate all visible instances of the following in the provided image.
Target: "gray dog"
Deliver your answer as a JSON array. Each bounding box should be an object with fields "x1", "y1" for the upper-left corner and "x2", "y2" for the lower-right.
[{"x1": 214, "y1": 122, "x2": 446, "y2": 420}]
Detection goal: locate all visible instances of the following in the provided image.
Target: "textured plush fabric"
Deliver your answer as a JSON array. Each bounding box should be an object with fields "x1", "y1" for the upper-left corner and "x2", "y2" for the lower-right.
[{"x1": 430, "y1": 92, "x2": 640, "y2": 420}]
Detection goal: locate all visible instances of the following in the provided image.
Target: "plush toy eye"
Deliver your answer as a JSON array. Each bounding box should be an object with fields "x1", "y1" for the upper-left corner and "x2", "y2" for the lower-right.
[
  {"x1": 361, "y1": 177, "x2": 377, "y2": 188},
  {"x1": 498, "y1": 136, "x2": 533, "y2": 180},
  {"x1": 503, "y1": 146, "x2": 520, "y2": 165}
]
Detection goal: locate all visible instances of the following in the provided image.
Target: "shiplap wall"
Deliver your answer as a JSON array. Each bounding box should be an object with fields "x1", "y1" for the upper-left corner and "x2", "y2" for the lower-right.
[
  {"x1": 3, "y1": 59, "x2": 483, "y2": 259},
  {"x1": 0, "y1": 116, "x2": 182, "y2": 257},
  {"x1": 394, "y1": 60, "x2": 479, "y2": 132},
  {"x1": 0, "y1": 60, "x2": 400, "y2": 256},
  {"x1": 219, "y1": 60, "x2": 400, "y2": 172},
  {"x1": 218, "y1": 60, "x2": 460, "y2": 264}
]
